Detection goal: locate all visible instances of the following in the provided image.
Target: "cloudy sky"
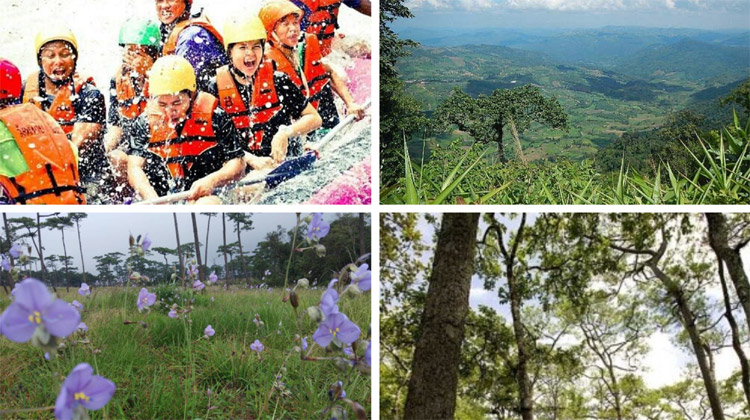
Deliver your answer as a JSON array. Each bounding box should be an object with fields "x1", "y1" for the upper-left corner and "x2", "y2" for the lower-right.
[
  {"x1": 409, "y1": 213, "x2": 748, "y2": 388},
  {"x1": 398, "y1": 0, "x2": 749, "y2": 29},
  {"x1": 5, "y1": 212, "x2": 345, "y2": 275}
]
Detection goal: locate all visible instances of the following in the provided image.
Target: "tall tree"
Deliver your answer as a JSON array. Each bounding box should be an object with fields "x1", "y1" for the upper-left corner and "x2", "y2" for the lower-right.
[
  {"x1": 43, "y1": 216, "x2": 74, "y2": 292},
  {"x1": 705, "y1": 213, "x2": 750, "y2": 334},
  {"x1": 173, "y1": 213, "x2": 185, "y2": 288},
  {"x1": 37, "y1": 213, "x2": 51, "y2": 289},
  {"x1": 380, "y1": 0, "x2": 426, "y2": 186},
  {"x1": 2, "y1": 213, "x2": 13, "y2": 293},
  {"x1": 565, "y1": 214, "x2": 726, "y2": 419},
  {"x1": 435, "y1": 85, "x2": 568, "y2": 163},
  {"x1": 201, "y1": 213, "x2": 216, "y2": 267},
  {"x1": 69, "y1": 213, "x2": 88, "y2": 283},
  {"x1": 191, "y1": 213, "x2": 205, "y2": 283},
  {"x1": 403, "y1": 213, "x2": 479, "y2": 419},
  {"x1": 222, "y1": 213, "x2": 229, "y2": 282},
  {"x1": 228, "y1": 213, "x2": 253, "y2": 281},
  {"x1": 481, "y1": 213, "x2": 534, "y2": 419}
]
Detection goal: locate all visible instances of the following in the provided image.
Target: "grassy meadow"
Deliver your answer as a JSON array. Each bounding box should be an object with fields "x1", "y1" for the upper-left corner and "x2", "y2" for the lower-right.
[{"x1": 0, "y1": 285, "x2": 371, "y2": 419}]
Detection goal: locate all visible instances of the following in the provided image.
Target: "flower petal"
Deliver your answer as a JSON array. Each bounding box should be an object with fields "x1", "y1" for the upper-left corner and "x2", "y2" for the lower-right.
[
  {"x1": 80, "y1": 375, "x2": 116, "y2": 410},
  {"x1": 0, "y1": 302, "x2": 36, "y2": 342},
  {"x1": 333, "y1": 313, "x2": 361, "y2": 344},
  {"x1": 54, "y1": 384, "x2": 74, "y2": 420},
  {"x1": 13, "y1": 278, "x2": 53, "y2": 312},
  {"x1": 313, "y1": 323, "x2": 333, "y2": 348},
  {"x1": 43, "y1": 299, "x2": 81, "y2": 338},
  {"x1": 62, "y1": 363, "x2": 94, "y2": 394}
]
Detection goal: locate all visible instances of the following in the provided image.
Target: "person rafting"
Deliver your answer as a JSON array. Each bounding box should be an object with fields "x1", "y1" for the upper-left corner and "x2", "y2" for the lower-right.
[
  {"x1": 259, "y1": 0, "x2": 365, "y2": 132},
  {"x1": 125, "y1": 55, "x2": 245, "y2": 203},
  {"x1": 293, "y1": 0, "x2": 371, "y2": 57},
  {"x1": 105, "y1": 18, "x2": 160, "y2": 182},
  {"x1": 199, "y1": 14, "x2": 322, "y2": 167},
  {"x1": 22, "y1": 27, "x2": 113, "y2": 203},
  {"x1": 155, "y1": 0, "x2": 227, "y2": 82},
  {"x1": 0, "y1": 58, "x2": 86, "y2": 204}
]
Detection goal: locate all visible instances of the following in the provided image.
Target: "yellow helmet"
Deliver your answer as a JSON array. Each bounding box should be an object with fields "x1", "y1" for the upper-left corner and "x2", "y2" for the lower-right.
[
  {"x1": 148, "y1": 55, "x2": 196, "y2": 96},
  {"x1": 223, "y1": 15, "x2": 267, "y2": 50},
  {"x1": 34, "y1": 26, "x2": 78, "y2": 55}
]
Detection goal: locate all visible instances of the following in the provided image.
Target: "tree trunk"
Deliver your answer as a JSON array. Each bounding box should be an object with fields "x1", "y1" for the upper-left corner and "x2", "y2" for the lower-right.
[
  {"x1": 173, "y1": 213, "x2": 185, "y2": 289},
  {"x1": 650, "y1": 264, "x2": 726, "y2": 420},
  {"x1": 75, "y1": 219, "x2": 86, "y2": 283},
  {"x1": 204, "y1": 214, "x2": 212, "y2": 267},
  {"x1": 222, "y1": 214, "x2": 229, "y2": 283},
  {"x1": 715, "y1": 254, "x2": 750, "y2": 405},
  {"x1": 237, "y1": 221, "x2": 249, "y2": 282},
  {"x1": 495, "y1": 124, "x2": 506, "y2": 163},
  {"x1": 3, "y1": 213, "x2": 12, "y2": 294},
  {"x1": 706, "y1": 213, "x2": 750, "y2": 333},
  {"x1": 37, "y1": 213, "x2": 52, "y2": 290},
  {"x1": 191, "y1": 213, "x2": 205, "y2": 284},
  {"x1": 61, "y1": 228, "x2": 69, "y2": 292},
  {"x1": 404, "y1": 213, "x2": 479, "y2": 420},
  {"x1": 504, "y1": 214, "x2": 533, "y2": 420},
  {"x1": 359, "y1": 213, "x2": 366, "y2": 257}
]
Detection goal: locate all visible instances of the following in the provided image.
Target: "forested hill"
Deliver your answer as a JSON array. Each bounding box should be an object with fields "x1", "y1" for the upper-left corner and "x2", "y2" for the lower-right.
[{"x1": 615, "y1": 38, "x2": 750, "y2": 82}]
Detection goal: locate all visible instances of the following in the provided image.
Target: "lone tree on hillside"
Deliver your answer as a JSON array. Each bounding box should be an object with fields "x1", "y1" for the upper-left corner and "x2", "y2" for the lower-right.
[{"x1": 435, "y1": 85, "x2": 568, "y2": 163}]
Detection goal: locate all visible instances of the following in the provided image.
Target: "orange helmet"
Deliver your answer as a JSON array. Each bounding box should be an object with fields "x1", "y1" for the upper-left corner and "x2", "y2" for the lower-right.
[{"x1": 258, "y1": 0, "x2": 303, "y2": 40}]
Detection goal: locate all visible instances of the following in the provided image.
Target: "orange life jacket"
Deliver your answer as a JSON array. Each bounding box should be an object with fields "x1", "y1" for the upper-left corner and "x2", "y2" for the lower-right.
[
  {"x1": 215, "y1": 60, "x2": 282, "y2": 151},
  {"x1": 147, "y1": 92, "x2": 219, "y2": 180},
  {"x1": 23, "y1": 72, "x2": 95, "y2": 135},
  {"x1": 266, "y1": 35, "x2": 330, "y2": 109},
  {"x1": 301, "y1": 0, "x2": 341, "y2": 56},
  {"x1": 0, "y1": 103, "x2": 85, "y2": 204},
  {"x1": 114, "y1": 66, "x2": 150, "y2": 120},
  {"x1": 162, "y1": 13, "x2": 224, "y2": 56}
]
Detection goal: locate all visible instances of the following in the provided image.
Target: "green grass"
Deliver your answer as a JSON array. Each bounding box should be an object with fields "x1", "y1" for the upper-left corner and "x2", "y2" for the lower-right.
[{"x1": 0, "y1": 286, "x2": 371, "y2": 419}]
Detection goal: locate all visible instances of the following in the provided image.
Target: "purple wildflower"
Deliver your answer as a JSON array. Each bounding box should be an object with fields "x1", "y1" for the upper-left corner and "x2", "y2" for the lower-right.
[
  {"x1": 71, "y1": 300, "x2": 83, "y2": 312},
  {"x1": 9, "y1": 243, "x2": 22, "y2": 259},
  {"x1": 136, "y1": 288, "x2": 156, "y2": 311},
  {"x1": 365, "y1": 341, "x2": 371, "y2": 367},
  {"x1": 307, "y1": 213, "x2": 330, "y2": 241},
  {"x1": 1, "y1": 254, "x2": 10, "y2": 272},
  {"x1": 302, "y1": 336, "x2": 308, "y2": 351},
  {"x1": 320, "y1": 287, "x2": 339, "y2": 317},
  {"x1": 77, "y1": 322, "x2": 88, "y2": 333},
  {"x1": 209, "y1": 271, "x2": 218, "y2": 284},
  {"x1": 193, "y1": 280, "x2": 205, "y2": 291},
  {"x1": 312, "y1": 312, "x2": 361, "y2": 347},
  {"x1": 187, "y1": 264, "x2": 199, "y2": 278},
  {"x1": 141, "y1": 234, "x2": 151, "y2": 251},
  {"x1": 78, "y1": 283, "x2": 90, "y2": 297},
  {"x1": 352, "y1": 264, "x2": 371, "y2": 291},
  {"x1": 204, "y1": 325, "x2": 215, "y2": 338},
  {"x1": 168, "y1": 308, "x2": 177, "y2": 318},
  {"x1": 54, "y1": 363, "x2": 116, "y2": 420},
  {"x1": 0, "y1": 278, "x2": 80, "y2": 342},
  {"x1": 250, "y1": 339, "x2": 264, "y2": 353}
]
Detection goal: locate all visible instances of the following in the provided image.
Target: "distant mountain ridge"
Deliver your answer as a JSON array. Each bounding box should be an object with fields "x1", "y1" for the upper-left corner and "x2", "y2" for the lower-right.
[{"x1": 396, "y1": 26, "x2": 750, "y2": 69}]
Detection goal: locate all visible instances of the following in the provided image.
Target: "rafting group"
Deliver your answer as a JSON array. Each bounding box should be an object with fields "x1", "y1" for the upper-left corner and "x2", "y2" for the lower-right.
[{"x1": 0, "y1": 0, "x2": 370, "y2": 204}]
